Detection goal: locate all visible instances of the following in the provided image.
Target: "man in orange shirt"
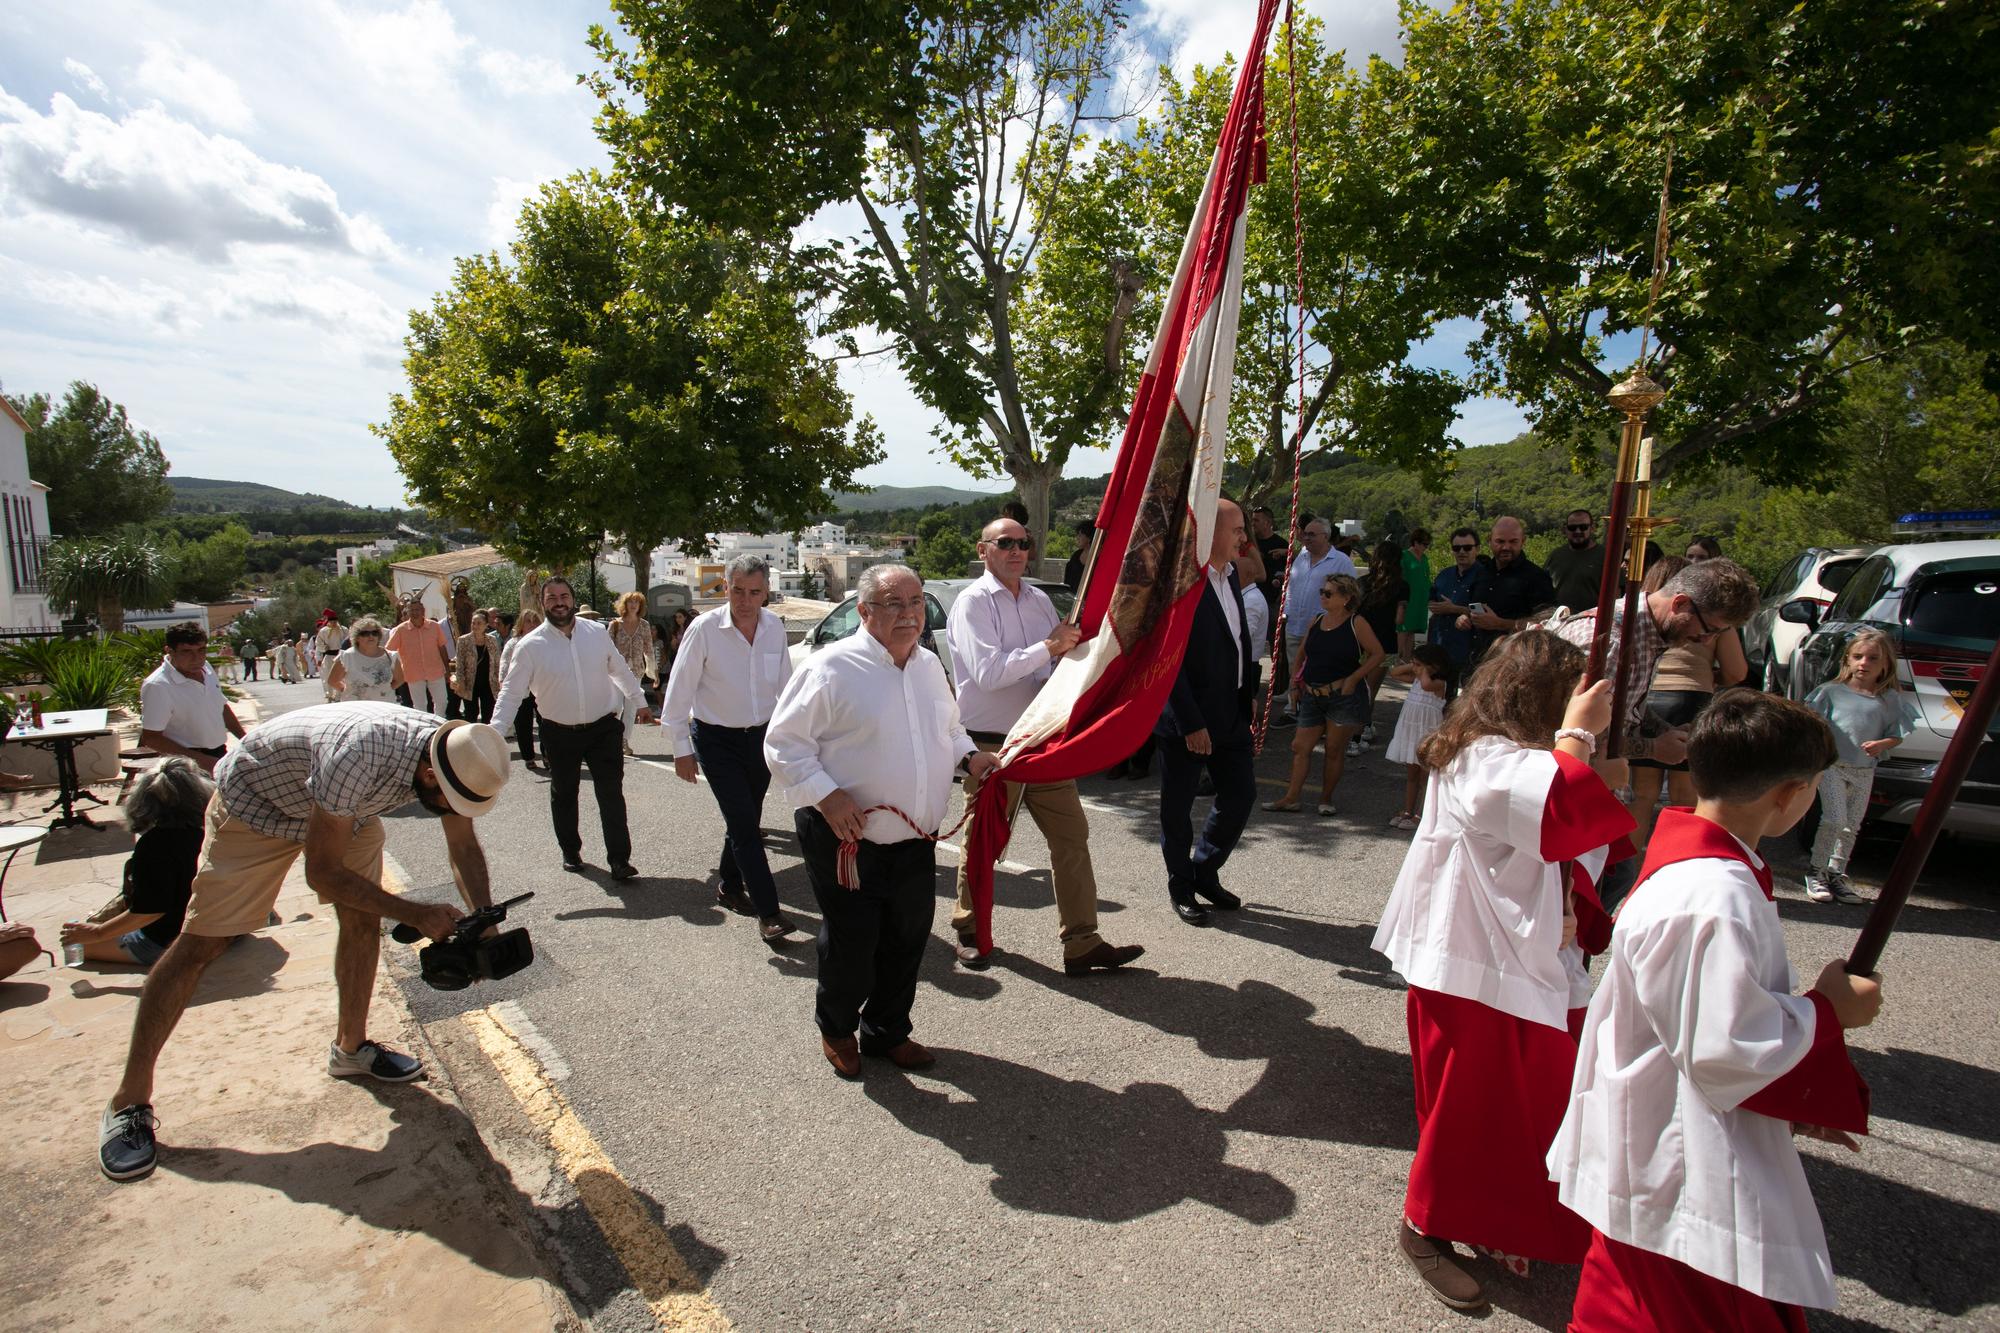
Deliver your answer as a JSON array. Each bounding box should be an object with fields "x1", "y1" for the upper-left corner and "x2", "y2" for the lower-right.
[{"x1": 386, "y1": 598, "x2": 454, "y2": 715}]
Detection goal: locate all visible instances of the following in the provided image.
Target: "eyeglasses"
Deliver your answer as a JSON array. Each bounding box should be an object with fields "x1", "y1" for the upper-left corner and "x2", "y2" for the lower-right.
[
  {"x1": 1450, "y1": 543, "x2": 1476, "y2": 552},
  {"x1": 1687, "y1": 600, "x2": 1723, "y2": 640},
  {"x1": 987, "y1": 537, "x2": 1033, "y2": 552},
  {"x1": 1565, "y1": 524, "x2": 1592, "y2": 533},
  {"x1": 865, "y1": 598, "x2": 925, "y2": 616}
]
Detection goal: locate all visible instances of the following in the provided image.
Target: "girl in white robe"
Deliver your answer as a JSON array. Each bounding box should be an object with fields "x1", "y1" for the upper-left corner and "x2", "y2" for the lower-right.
[{"x1": 1373, "y1": 631, "x2": 1634, "y2": 1310}]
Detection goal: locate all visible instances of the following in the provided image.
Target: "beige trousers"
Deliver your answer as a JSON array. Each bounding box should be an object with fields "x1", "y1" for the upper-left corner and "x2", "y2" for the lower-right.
[
  {"x1": 182, "y1": 794, "x2": 386, "y2": 937},
  {"x1": 951, "y1": 740, "x2": 1101, "y2": 958}
]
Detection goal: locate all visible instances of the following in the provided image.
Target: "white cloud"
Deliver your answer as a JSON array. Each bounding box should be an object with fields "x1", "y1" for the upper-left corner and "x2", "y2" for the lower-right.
[
  {"x1": 484, "y1": 175, "x2": 540, "y2": 246},
  {"x1": 476, "y1": 48, "x2": 576, "y2": 97},
  {"x1": 327, "y1": 0, "x2": 473, "y2": 95},
  {"x1": 62, "y1": 58, "x2": 110, "y2": 103},
  {"x1": 21, "y1": 269, "x2": 199, "y2": 334},
  {"x1": 0, "y1": 90, "x2": 394, "y2": 262},
  {"x1": 133, "y1": 41, "x2": 256, "y2": 133}
]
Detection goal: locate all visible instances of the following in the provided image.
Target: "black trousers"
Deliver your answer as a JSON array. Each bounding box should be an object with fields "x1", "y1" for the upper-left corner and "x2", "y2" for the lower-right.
[
  {"x1": 514, "y1": 698, "x2": 538, "y2": 763},
  {"x1": 241, "y1": 656, "x2": 258, "y2": 680},
  {"x1": 796, "y1": 809, "x2": 935, "y2": 1051},
  {"x1": 693, "y1": 721, "x2": 778, "y2": 916},
  {"x1": 541, "y1": 713, "x2": 629, "y2": 864},
  {"x1": 466, "y1": 676, "x2": 494, "y2": 724},
  {"x1": 1157, "y1": 729, "x2": 1256, "y2": 902}
]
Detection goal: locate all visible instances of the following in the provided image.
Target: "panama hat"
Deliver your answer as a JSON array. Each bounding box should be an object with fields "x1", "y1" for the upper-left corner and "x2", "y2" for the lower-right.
[{"x1": 427, "y1": 720, "x2": 511, "y2": 817}]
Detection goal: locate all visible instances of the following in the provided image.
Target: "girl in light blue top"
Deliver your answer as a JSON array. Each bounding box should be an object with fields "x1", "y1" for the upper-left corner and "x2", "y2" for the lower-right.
[{"x1": 1803, "y1": 628, "x2": 1912, "y2": 903}]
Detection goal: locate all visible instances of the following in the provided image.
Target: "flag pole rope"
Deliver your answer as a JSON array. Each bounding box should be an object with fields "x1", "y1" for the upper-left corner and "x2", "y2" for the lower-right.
[
  {"x1": 835, "y1": 802, "x2": 978, "y2": 890},
  {"x1": 1253, "y1": 0, "x2": 1310, "y2": 756}
]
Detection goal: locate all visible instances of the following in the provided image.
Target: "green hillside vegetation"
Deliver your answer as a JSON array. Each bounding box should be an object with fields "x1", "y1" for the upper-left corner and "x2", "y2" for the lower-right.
[
  {"x1": 169, "y1": 476, "x2": 365, "y2": 513},
  {"x1": 829, "y1": 484, "x2": 1008, "y2": 512}
]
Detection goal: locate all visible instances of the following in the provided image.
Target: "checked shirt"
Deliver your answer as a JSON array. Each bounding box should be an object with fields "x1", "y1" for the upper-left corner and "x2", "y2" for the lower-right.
[{"x1": 215, "y1": 702, "x2": 440, "y2": 841}]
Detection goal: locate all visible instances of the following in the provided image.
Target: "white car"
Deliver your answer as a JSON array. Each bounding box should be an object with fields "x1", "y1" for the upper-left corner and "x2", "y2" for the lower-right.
[
  {"x1": 788, "y1": 577, "x2": 1078, "y2": 690},
  {"x1": 1741, "y1": 546, "x2": 1871, "y2": 695}
]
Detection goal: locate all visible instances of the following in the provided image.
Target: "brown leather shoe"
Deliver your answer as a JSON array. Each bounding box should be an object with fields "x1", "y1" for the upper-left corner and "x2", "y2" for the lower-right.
[
  {"x1": 820, "y1": 1034, "x2": 861, "y2": 1080},
  {"x1": 869, "y1": 1039, "x2": 936, "y2": 1070},
  {"x1": 1063, "y1": 940, "x2": 1146, "y2": 976},
  {"x1": 954, "y1": 935, "x2": 992, "y2": 969},
  {"x1": 1398, "y1": 1222, "x2": 1485, "y2": 1310}
]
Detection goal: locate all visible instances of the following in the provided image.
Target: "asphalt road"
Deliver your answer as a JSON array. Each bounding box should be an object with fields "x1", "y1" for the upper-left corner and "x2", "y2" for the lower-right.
[{"x1": 247, "y1": 677, "x2": 2000, "y2": 1332}]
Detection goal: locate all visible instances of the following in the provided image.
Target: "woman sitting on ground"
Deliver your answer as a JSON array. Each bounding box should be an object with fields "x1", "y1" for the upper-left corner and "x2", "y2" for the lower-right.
[{"x1": 60, "y1": 757, "x2": 212, "y2": 968}]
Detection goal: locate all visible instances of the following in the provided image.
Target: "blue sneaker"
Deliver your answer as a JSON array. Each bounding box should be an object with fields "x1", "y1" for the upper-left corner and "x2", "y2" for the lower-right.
[
  {"x1": 99, "y1": 1103, "x2": 158, "y2": 1181},
  {"x1": 327, "y1": 1039, "x2": 423, "y2": 1083}
]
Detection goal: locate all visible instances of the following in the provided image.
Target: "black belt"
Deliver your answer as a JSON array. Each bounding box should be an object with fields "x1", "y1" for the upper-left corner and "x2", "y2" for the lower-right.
[
  {"x1": 693, "y1": 720, "x2": 767, "y2": 735},
  {"x1": 191, "y1": 744, "x2": 227, "y2": 758},
  {"x1": 537, "y1": 713, "x2": 618, "y2": 732},
  {"x1": 968, "y1": 730, "x2": 1008, "y2": 745}
]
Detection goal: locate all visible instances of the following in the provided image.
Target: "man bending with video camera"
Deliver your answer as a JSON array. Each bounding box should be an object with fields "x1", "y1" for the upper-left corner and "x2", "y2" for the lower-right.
[{"x1": 95, "y1": 702, "x2": 513, "y2": 1183}]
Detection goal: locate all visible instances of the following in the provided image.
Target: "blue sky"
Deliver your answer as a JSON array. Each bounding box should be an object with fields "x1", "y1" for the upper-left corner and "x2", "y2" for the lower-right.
[{"x1": 0, "y1": 0, "x2": 1522, "y2": 508}]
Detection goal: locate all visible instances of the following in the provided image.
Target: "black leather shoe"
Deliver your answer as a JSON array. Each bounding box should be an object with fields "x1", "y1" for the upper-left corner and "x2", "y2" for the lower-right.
[
  {"x1": 609, "y1": 862, "x2": 639, "y2": 881},
  {"x1": 1172, "y1": 898, "x2": 1211, "y2": 927},
  {"x1": 1195, "y1": 884, "x2": 1241, "y2": 911},
  {"x1": 716, "y1": 884, "x2": 757, "y2": 916},
  {"x1": 561, "y1": 856, "x2": 586, "y2": 873}
]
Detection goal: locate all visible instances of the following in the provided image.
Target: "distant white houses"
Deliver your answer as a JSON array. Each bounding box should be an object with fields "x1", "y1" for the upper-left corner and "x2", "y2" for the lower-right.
[
  {"x1": 0, "y1": 395, "x2": 55, "y2": 633},
  {"x1": 335, "y1": 537, "x2": 403, "y2": 577}
]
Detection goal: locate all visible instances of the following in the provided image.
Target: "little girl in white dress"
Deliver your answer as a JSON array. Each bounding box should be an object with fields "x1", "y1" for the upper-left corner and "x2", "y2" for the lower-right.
[{"x1": 1385, "y1": 645, "x2": 1451, "y2": 830}]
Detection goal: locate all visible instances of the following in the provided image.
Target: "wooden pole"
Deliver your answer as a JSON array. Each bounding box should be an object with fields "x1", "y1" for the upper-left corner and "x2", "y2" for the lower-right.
[{"x1": 1847, "y1": 635, "x2": 2000, "y2": 975}]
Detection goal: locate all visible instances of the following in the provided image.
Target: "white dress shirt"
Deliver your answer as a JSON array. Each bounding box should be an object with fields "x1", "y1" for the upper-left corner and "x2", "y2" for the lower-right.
[
  {"x1": 489, "y1": 614, "x2": 645, "y2": 728},
  {"x1": 1549, "y1": 845, "x2": 1840, "y2": 1308},
  {"x1": 139, "y1": 659, "x2": 228, "y2": 749},
  {"x1": 1283, "y1": 547, "x2": 1359, "y2": 630},
  {"x1": 1207, "y1": 563, "x2": 1246, "y2": 687},
  {"x1": 1241, "y1": 583, "x2": 1270, "y2": 665},
  {"x1": 946, "y1": 571, "x2": 1061, "y2": 734},
  {"x1": 764, "y1": 631, "x2": 975, "y2": 844},
  {"x1": 662, "y1": 605, "x2": 792, "y2": 756}
]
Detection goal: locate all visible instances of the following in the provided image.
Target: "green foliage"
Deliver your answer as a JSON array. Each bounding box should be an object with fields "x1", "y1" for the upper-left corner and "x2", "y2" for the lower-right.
[
  {"x1": 41, "y1": 643, "x2": 143, "y2": 711},
  {"x1": 10, "y1": 382, "x2": 173, "y2": 537},
  {"x1": 913, "y1": 511, "x2": 975, "y2": 579},
  {"x1": 591, "y1": 0, "x2": 1144, "y2": 545},
  {"x1": 462, "y1": 562, "x2": 526, "y2": 613},
  {"x1": 1347, "y1": 0, "x2": 2000, "y2": 482},
  {"x1": 377, "y1": 173, "x2": 879, "y2": 572},
  {"x1": 170, "y1": 523, "x2": 252, "y2": 601},
  {"x1": 0, "y1": 637, "x2": 82, "y2": 686},
  {"x1": 43, "y1": 533, "x2": 176, "y2": 634},
  {"x1": 167, "y1": 478, "x2": 366, "y2": 514},
  {"x1": 108, "y1": 630, "x2": 169, "y2": 681}
]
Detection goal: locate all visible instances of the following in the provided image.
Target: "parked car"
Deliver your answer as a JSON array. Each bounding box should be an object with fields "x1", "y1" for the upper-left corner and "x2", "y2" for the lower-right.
[
  {"x1": 1781, "y1": 538, "x2": 2000, "y2": 840},
  {"x1": 789, "y1": 577, "x2": 1079, "y2": 689},
  {"x1": 1742, "y1": 546, "x2": 1871, "y2": 695}
]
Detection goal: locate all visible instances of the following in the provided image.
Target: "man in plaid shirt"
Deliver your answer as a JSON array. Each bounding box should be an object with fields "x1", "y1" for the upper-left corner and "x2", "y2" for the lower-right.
[{"x1": 96, "y1": 703, "x2": 513, "y2": 1184}]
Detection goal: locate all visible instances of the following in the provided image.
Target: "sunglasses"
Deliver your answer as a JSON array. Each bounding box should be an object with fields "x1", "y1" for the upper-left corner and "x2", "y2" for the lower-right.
[
  {"x1": 988, "y1": 537, "x2": 1033, "y2": 552},
  {"x1": 1450, "y1": 543, "x2": 1476, "y2": 552},
  {"x1": 1565, "y1": 524, "x2": 1592, "y2": 533}
]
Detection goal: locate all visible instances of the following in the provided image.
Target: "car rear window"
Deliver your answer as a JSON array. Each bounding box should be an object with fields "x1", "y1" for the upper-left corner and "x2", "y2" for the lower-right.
[
  {"x1": 1905, "y1": 568, "x2": 2000, "y2": 641},
  {"x1": 1817, "y1": 558, "x2": 1865, "y2": 595}
]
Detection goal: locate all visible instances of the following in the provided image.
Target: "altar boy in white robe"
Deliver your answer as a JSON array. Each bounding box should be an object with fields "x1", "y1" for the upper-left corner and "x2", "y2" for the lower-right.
[{"x1": 1550, "y1": 689, "x2": 1879, "y2": 1332}]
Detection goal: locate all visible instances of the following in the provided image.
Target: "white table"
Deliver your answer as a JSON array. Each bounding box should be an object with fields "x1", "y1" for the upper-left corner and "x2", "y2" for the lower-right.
[{"x1": 8, "y1": 709, "x2": 115, "y2": 829}]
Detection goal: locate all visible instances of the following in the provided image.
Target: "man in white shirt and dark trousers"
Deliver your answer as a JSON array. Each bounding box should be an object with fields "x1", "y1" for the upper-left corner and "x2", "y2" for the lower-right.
[
  {"x1": 766, "y1": 565, "x2": 999, "y2": 1079},
  {"x1": 490, "y1": 576, "x2": 653, "y2": 881},
  {"x1": 663, "y1": 555, "x2": 797, "y2": 943},
  {"x1": 140, "y1": 622, "x2": 246, "y2": 773},
  {"x1": 946, "y1": 517, "x2": 1144, "y2": 975},
  {"x1": 1279, "y1": 518, "x2": 1356, "y2": 720}
]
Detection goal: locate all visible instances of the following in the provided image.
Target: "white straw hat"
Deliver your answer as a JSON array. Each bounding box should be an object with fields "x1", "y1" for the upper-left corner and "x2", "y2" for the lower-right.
[{"x1": 427, "y1": 720, "x2": 511, "y2": 817}]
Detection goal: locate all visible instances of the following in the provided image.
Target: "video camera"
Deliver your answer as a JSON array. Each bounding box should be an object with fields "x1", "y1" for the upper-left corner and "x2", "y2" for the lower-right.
[{"x1": 390, "y1": 892, "x2": 535, "y2": 991}]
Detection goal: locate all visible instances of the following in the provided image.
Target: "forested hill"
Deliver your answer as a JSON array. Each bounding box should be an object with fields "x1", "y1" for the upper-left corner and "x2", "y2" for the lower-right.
[{"x1": 169, "y1": 477, "x2": 363, "y2": 513}]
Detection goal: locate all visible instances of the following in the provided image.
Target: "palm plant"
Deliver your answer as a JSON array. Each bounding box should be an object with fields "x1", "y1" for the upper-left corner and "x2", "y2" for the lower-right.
[
  {"x1": 42, "y1": 644, "x2": 141, "y2": 711},
  {"x1": 43, "y1": 533, "x2": 176, "y2": 634}
]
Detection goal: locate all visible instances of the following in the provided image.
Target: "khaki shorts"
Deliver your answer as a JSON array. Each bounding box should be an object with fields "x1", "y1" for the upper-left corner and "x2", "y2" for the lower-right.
[{"x1": 182, "y1": 793, "x2": 387, "y2": 937}]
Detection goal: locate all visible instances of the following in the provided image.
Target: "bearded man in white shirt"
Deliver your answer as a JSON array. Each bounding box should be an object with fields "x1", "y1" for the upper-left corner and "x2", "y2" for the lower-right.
[
  {"x1": 664, "y1": 554, "x2": 797, "y2": 943},
  {"x1": 766, "y1": 565, "x2": 999, "y2": 1079},
  {"x1": 490, "y1": 576, "x2": 653, "y2": 881},
  {"x1": 946, "y1": 517, "x2": 1144, "y2": 975}
]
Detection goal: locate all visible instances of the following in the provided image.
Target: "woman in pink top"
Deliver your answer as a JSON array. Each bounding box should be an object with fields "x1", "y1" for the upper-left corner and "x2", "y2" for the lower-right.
[{"x1": 386, "y1": 597, "x2": 453, "y2": 714}]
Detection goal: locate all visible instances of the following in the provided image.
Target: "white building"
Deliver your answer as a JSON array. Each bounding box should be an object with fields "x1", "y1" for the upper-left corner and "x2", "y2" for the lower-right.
[
  {"x1": 712, "y1": 531, "x2": 798, "y2": 568},
  {"x1": 334, "y1": 537, "x2": 403, "y2": 577},
  {"x1": 0, "y1": 396, "x2": 55, "y2": 633}
]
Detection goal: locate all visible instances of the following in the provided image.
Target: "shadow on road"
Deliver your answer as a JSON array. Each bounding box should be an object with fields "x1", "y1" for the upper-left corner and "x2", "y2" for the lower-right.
[
  {"x1": 1849, "y1": 1046, "x2": 2000, "y2": 1146},
  {"x1": 865, "y1": 1048, "x2": 1297, "y2": 1224},
  {"x1": 1807, "y1": 1152, "x2": 2000, "y2": 1317}
]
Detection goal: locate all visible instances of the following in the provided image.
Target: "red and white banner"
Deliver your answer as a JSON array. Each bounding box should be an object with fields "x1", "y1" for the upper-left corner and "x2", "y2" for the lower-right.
[{"x1": 960, "y1": 0, "x2": 1279, "y2": 951}]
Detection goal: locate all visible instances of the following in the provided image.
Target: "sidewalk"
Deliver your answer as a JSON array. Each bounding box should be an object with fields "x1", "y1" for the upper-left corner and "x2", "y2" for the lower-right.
[{"x1": 0, "y1": 718, "x2": 578, "y2": 1330}]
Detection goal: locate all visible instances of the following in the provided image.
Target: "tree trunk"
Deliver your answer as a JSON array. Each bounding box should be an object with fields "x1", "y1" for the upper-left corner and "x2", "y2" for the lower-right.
[
  {"x1": 1009, "y1": 461, "x2": 1058, "y2": 576},
  {"x1": 98, "y1": 594, "x2": 124, "y2": 635},
  {"x1": 626, "y1": 538, "x2": 652, "y2": 604}
]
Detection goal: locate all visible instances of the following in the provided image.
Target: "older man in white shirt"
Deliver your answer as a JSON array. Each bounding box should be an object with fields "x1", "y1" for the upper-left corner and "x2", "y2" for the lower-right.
[
  {"x1": 1280, "y1": 518, "x2": 1356, "y2": 717},
  {"x1": 140, "y1": 621, "x2": 246, "y2": 773},
  {"x1": 766, "y1": 564, "x2": 998, "y2": 1079},
  {"x1": 490, "y1": 576, "x2": 653, "y2": 881},
  {"x1": 946, "y1": 516, "x2": 1144, "y2": 975},
  {"x1": 664, "y1": 554, "x2": 796, "y2": 943}
]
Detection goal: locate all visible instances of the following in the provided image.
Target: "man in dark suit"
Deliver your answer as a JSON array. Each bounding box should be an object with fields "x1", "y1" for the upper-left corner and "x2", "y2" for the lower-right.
[{"x1": 1155, "y1": 498, "x2": 1257, "y2": 927}]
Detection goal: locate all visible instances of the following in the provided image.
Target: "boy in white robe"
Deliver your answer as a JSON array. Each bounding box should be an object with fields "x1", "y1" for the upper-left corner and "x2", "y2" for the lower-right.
[{"x1": 1550, "y1": 689, "x2": 1879, "y2": 1331}]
